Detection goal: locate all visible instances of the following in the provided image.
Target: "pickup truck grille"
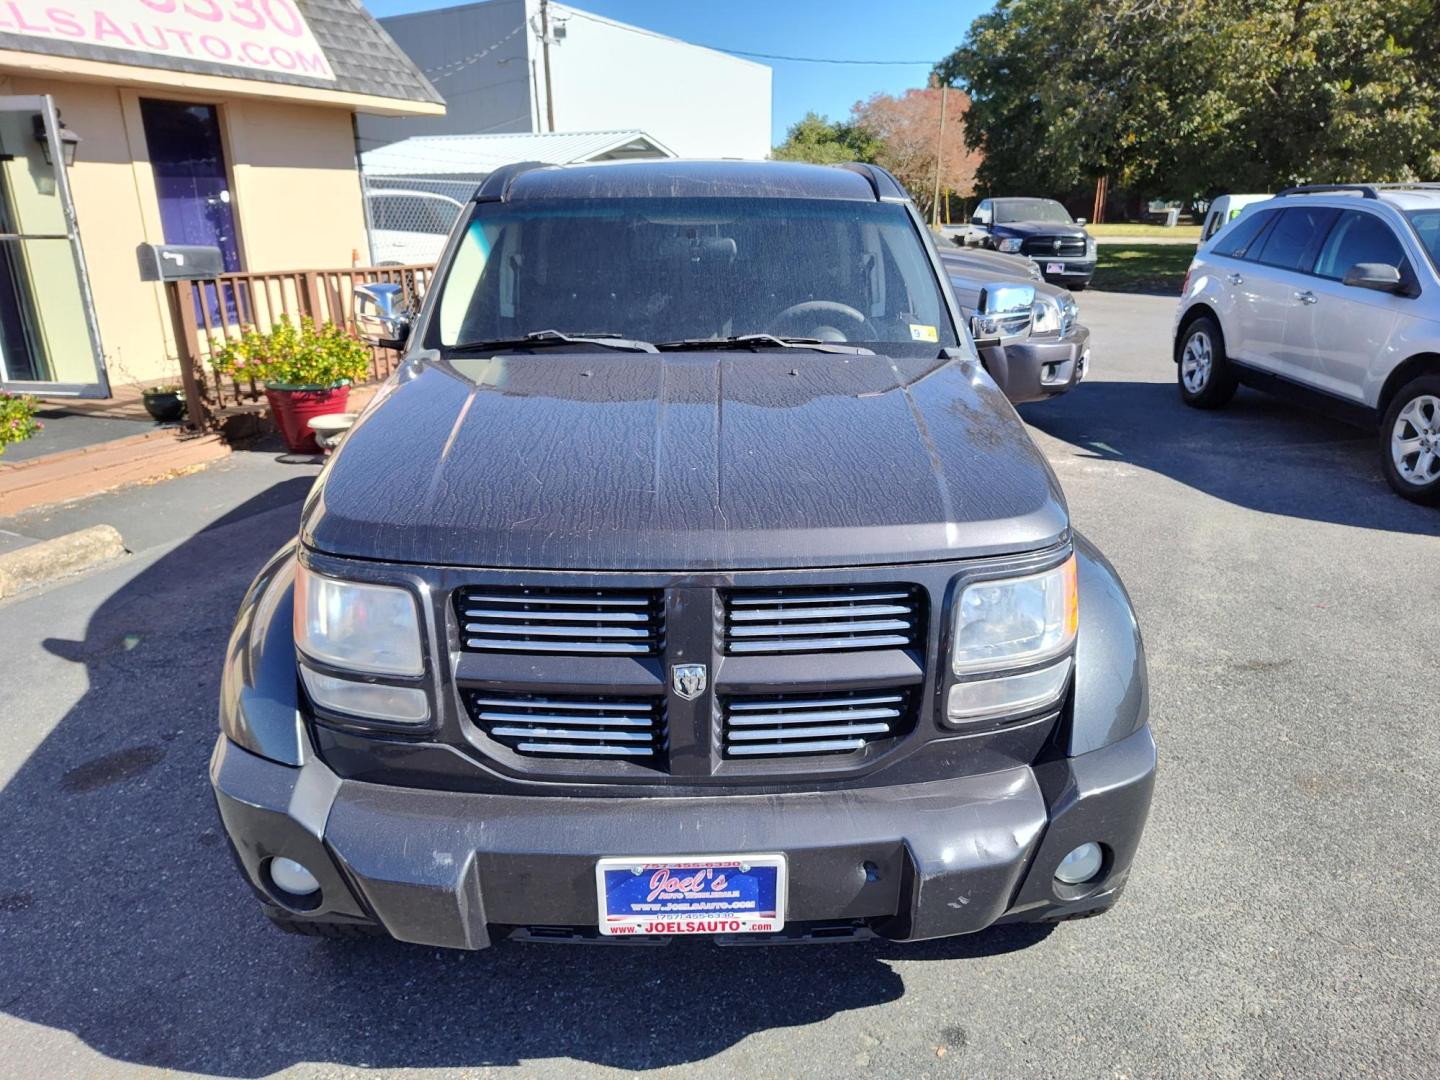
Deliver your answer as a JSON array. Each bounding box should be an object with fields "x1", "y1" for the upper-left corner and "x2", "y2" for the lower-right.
[
  {"x1": 721, "y1": 690, "x2": 912, "y2": 757},
  {"x1": 722, "y1": 585, "x2": 922, "y2": 654},
  {"x1": 1020, "y1": 235, "x2": 1087, "y2": 259},
  {"x1": 465, "y1": 691, "x2": 666, "y2": 759},
  {"x1": 456, "y1": 587, "x2": 663, "y2": 655}
]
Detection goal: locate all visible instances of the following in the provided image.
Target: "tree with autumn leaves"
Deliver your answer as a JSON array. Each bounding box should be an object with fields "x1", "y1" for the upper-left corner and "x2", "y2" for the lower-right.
[{"x1": 773, "y1": 87, "x2": 982, "y2": 218}]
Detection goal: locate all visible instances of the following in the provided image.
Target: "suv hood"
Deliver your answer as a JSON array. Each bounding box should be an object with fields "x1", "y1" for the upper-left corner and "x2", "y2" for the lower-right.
[{"x1": 301, "y1": 351, "x2": 1068, "y2": 571}]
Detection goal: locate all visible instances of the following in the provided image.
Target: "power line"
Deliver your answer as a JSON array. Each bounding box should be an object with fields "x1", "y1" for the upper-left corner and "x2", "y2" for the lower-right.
[{"x1": 559, "y1": 8, "x2": 939, "y2": 66}]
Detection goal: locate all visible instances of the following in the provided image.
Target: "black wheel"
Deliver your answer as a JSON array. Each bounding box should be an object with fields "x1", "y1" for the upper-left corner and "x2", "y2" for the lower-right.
[
  {"x1": 1176, "y1": 315, "x2": 1237, "y2": 408},
  {"x1": 1379, "y1": 375, "x2": 1440, "y2": 505},
  {"x1": 1069, "y1": 281, "x2": 1088, "y2": 292},
  {"x1": 265, "y1": 910, "x2": 384, "y2": 940}
]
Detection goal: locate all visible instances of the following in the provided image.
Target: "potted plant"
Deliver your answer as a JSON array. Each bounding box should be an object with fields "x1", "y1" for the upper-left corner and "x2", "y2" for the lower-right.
[
  {"x1": 0, "y1": 392, "x2": 43, "y2": 457},
  {"x1": 141, "y1": 384, "x2": 185, "y2": 423},
  {"x1": 212, "y1": 317, "x2": 371, "y2": 453}
]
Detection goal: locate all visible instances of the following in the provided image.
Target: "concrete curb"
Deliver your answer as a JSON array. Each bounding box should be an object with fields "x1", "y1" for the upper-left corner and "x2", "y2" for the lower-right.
[{"x1": 0, "y1": 525, "x2": 127, "y2": 600}]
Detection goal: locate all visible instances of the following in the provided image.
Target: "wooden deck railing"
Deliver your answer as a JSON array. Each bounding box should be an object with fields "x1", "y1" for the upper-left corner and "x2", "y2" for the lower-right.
[{"x1": 166, "y1": 264, "x2": 435, "y2": 429}]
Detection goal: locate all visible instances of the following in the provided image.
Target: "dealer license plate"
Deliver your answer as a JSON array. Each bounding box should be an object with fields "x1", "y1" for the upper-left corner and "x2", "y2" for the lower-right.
[
  {"x1": 1046, "y1": 261, "x2": 1065, "y2": 274},
  {"x1": 596, "y1": 854, "x2": 787, "y2": 936}
]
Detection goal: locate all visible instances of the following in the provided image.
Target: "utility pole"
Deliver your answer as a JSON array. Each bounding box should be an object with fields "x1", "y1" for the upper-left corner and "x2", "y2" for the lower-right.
[
  {"x1": 930, "y1": 82, "x2": 949, "y2": 227},
  {"x1": 539, "y1": 0, "x2": 556, "y2": 133}
]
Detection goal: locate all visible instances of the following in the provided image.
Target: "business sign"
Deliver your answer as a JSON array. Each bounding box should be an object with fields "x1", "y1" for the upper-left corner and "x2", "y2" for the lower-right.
[{"x1": 0, "y1": 0, "x2": 335, "y2": 81}]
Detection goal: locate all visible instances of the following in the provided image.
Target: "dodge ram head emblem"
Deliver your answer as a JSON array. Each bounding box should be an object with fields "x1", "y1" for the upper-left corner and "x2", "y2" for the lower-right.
[
  {"x1": 1052, "y1": 238, "x2": 1063, "y2": 252},
  {"x1": 672, "y1": 664, "x2": 707, "y2": 700}
]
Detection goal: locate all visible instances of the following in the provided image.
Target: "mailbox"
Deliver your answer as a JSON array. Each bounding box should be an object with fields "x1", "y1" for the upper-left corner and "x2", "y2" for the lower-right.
[{"x1": 137, "y1": 243, "x2": 225, "y2": 282}]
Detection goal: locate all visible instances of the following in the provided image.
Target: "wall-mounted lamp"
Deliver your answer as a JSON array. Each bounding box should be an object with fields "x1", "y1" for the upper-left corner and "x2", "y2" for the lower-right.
[{"x1": 33, "y1": 112, "x2": 81, "y2": 167}]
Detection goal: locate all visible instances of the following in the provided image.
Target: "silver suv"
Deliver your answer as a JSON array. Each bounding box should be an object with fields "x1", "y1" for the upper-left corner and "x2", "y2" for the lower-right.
[{"x1": 1173, "y1": 183, "x2": 1440, "y2": 504}]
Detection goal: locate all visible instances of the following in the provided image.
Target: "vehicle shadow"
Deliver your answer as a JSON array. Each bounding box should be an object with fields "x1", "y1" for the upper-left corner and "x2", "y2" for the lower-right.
[
  {"x1": 1020, "y1": 379, "x2": 1440, "y2": 535},
  {"x1": 0, "y1": 481, "x2": 1053, "y2": 1076}
]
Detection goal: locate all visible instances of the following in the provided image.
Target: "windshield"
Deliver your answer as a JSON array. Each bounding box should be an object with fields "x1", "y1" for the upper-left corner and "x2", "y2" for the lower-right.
[
  {"x1": 1405, "y1": 210, "x2": 1440, "y2": 273},
  {"x1": 994, "y1": 199, "x2": 1074, "y2": 225},
  {"x1": 432, "y1": 197, "x2": 958, "y2": 354}
]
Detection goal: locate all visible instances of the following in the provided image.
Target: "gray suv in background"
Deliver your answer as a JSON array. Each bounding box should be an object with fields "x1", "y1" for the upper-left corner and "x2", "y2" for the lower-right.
[{"x1": 1174, "y1": 183, "x2": 1440, "y2": 504}]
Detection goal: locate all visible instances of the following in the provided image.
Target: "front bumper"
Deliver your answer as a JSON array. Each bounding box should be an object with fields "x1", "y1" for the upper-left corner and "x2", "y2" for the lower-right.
[
  {"x1": 983, "y1": 325, "x2": 1092, "y2": 404},
  {"x1": 211, "y1": 722, "x2": 1155, "y2": 950},
  {"x1": 1038, "y1": 258, "x2": 1096, "y2": 284}
]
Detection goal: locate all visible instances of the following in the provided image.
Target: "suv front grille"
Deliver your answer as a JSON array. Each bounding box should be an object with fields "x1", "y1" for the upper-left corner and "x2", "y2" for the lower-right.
[
  {"x1": 456, "y1": 587, "x2": 663, "y2": 655},
  {"x1": 465, "y1": 691, "x2": 666, "y2": 758},
  {"x1": 1020, "y1": 235, "x2": 1087, "y2": 259},
  {"x1": 721, "y1": 690, "x2": 912, "y2": 757},
  {"x1": 722, "y1": 585, "x2": 923, "y2": 654}
]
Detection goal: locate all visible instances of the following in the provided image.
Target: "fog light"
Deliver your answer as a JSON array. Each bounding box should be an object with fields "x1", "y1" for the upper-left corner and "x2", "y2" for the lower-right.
[
  {"x1": 269, "y1": 857, "x2": 320, "y2": 896},
  {"x1": 1054, "y1": 842, "x2": 1103, "y2": 885}
]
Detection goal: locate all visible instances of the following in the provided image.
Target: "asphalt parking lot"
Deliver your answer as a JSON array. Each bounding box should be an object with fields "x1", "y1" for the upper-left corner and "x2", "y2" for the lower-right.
[{"x1": 1, "y1": 290, "x2": 1437, "y2": 1079}]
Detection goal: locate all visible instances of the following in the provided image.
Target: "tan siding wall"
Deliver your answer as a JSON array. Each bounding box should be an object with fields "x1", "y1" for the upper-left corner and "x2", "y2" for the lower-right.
[{"x1": 0, "y1": 74, "x2": 367, "y2": 388}]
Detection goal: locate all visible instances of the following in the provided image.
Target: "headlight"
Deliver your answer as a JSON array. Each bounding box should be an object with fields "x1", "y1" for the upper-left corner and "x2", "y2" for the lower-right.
[
  {"x1": 1085, "y1": 235, "x2": 1097, "y2": 258},
  {"x1": 294, "y1": 564, "x2": 424, "y2": 676},
  {"x1": 947, "y1": 556, "x2": 1078, "y2": 724},
  {"x1": 997, "y1": 237, "x2": 1024, "y2": 253},
  {"x1": 1030, "y1": 293, "x2": 1063, "y2": 335},
  {"x1": 951, "y1": 556, "x2": 1078, "y2": 676}
]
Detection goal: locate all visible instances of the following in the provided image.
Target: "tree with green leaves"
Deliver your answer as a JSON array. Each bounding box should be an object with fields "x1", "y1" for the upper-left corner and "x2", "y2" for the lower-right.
[
  {"x1": 937, "y1": 0, "x2": 1440, "y2": 199},
  {"x1": 771, "y1": 112, "x2": 882, "y2": 165}
]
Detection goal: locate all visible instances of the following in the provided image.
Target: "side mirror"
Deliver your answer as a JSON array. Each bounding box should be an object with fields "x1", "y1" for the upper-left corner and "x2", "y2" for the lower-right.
[
  {"x1": 970, "y1": 282, "x2": 1036, "y2": 347},
  {"x1": 354, "y1": 283, "x2": 411, "y2": 348},
  {"x1": 1075, "y1": 217, "x2": 1088, "y2": 226},
  {"x1": 1342, "y1": 262, "x2": 1404, "y2": 294}
]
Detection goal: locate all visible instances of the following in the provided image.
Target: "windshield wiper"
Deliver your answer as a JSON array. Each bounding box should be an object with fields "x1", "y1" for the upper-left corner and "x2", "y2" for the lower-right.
[
  {"x1": 657, "y1": 334, "x2": 873, "y2": 355},
  {"x1": 447, "y1": 330, "x2": 657, "y2": 353}
]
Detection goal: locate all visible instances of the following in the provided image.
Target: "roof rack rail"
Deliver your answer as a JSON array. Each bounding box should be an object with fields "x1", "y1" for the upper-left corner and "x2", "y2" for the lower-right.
[
  {"x1": 1276, "y1": 184, "x2": 1378, "y2": 199},
  {"x1": 1369, "y1": 182, "x2": 1440, "y2": 191},
  {"x1": 472, "y1": 161, "x2": 550, "y2": 203}
]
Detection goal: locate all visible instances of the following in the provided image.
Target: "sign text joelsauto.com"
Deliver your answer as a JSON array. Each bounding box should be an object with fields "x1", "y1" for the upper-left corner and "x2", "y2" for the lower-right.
[{"x1": 0, "y1": 0, "x2": 335, "y2": 81}]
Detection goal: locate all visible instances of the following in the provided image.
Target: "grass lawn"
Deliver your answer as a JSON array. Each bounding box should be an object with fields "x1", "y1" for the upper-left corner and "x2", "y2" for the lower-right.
[
  {"x1": 1090, "y1": 243, "x2": 1196, "y2": 294},
  {"x1": 1087, "y1": 222, "x2": 1202, "y2": 240}
]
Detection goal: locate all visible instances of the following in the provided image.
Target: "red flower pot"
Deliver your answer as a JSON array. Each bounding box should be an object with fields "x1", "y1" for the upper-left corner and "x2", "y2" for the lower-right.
[{"x1": 264, "y1": 384, "x2": 351, "y2": 454}]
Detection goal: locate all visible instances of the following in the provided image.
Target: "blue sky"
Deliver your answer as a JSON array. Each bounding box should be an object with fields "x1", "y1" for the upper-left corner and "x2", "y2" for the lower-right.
[{"x1": 361, "y1": 0, "x2": 989, "y2": 145}]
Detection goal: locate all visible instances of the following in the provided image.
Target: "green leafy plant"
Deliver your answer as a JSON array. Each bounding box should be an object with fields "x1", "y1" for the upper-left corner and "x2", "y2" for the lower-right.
[
  {"x1": 211, "y1": 317, "x2": 371, "y2": 389},
  {"x1": 0, "y1": 392, "x2": 42, "y2": 456},
  {"x1": 144, "y1": 384, "x2": 181, "y2": 396}
]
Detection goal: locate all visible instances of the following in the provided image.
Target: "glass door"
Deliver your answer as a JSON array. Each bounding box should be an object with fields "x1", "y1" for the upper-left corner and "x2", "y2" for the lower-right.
[{"x1": 0, "y1": 95, "x2": 108, "y2": 397}]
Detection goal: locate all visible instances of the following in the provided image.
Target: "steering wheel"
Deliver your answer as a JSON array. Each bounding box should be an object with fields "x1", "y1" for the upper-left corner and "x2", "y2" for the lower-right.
[{"x1": 767, "y1": 300, "x2": 876, "y2": 341}]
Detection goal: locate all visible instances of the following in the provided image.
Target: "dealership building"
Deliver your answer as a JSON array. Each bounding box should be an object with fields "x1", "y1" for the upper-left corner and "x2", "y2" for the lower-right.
[
  {"x1": 357, "y1": 0, "x2": 772, "y2": 161},
  {"x1": 0, "y1": 0, "x2": 442, "y2": 398}
]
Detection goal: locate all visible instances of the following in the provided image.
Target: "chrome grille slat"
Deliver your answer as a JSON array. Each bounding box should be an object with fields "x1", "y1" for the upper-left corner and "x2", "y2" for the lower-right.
[
  {"x1": 721, "y1": 689, "x2": 913, "y2": 759},
  {"x1": 730, "y1": 603, "x2": 911, "y2": 621},
  {"x1": 477, "y1": 711, "x2": 653, "y2": 728},
  {"x1": 464, "y1": 690, "x2": 665, "y2": 761},
  {"x1": 465, "y1": 638, "x2": 656, "y2": 654},
  {"x1": 490, "y1": 726, "x2": 653, "y2": 743},
  {"x1": 728, "y1": 738, "x2": 868, "y2": 756},
  {"x1": 727, "y1": 705, "x2": 901, "y2": 726},
  {"x1": 463, "y1": 608, "x2": 650, "y2": 623},
  {"x1": 728, "y1": 590, "x2": 910, "y2": 606},
  {"x1": 728, "y1": 618, "x2": 911, "y2": 638},
  {"x1": 729, "y1": 722, "x2": 893, "y2": 741},
  {"x1": 464, "y1": 622, "x2": 653, "y2": 639},
  {"x1": 722, "y1": 584, "x2": 921, "y2": 656},
  {"x1": 727, "y1": 635, "x2": 913, "y2": 654},
  {"x1": 729, "y1": 694, "x2": 903, "y2": 712},
  {"x1": 457, "y1": 587, "x2": 663, "y2": 656}
]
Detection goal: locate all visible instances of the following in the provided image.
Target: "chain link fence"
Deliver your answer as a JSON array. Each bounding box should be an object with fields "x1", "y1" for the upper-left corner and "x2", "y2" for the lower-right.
[{"x1": 362, "y1": 173, "x2": 483, "y2": 265}]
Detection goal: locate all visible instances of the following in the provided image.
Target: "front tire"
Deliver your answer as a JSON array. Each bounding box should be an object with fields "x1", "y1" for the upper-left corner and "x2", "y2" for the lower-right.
[
  {"x1": 1177, "y1": 316, "x2": 1237, "y2": 409},
  {"x1": 1380, "y1": 376, "x2": 1440, "y2": 505}
]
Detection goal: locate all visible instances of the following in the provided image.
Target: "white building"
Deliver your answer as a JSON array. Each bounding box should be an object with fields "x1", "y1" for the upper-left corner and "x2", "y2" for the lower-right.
[{"x1": 356, "y1": 0, "x2": 772, "y2": 161}]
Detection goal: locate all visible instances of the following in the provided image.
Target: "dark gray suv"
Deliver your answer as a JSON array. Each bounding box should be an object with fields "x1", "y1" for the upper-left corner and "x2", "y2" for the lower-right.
[{"x1": 211, "y1": 160, "x2": 1154, "y2": 950}]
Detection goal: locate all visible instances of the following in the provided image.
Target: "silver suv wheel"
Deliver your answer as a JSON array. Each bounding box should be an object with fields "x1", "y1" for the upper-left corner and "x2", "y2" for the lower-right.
[
  {"x1": 1391, "y1": 393, "x2": 1440, "y2": 487},
  {"x1": 1180, "y1": 331, "x2": 1213, "y2": 393}
]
